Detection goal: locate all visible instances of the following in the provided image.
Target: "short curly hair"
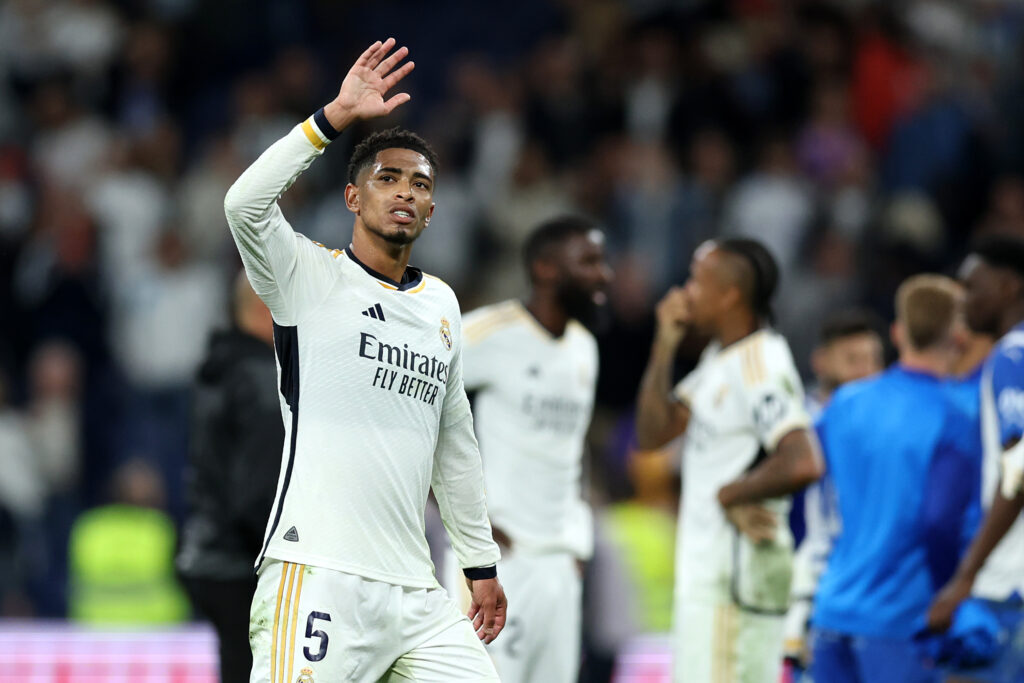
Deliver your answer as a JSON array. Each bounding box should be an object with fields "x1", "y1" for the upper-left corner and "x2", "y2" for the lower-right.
[{"x1": 347, "y1": 127, "x2": 439, "y2": 185}]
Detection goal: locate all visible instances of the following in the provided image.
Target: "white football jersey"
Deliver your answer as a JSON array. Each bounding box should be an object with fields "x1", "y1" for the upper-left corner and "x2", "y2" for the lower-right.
[
  {"x1": 224, "y1": 117, "x2": 500, "y2": 589},
  {"x1": 673, "y1": 329, "x2": 811, "y2": 607},
  {"x1": 974, "y1": 330, "x2": 1024, "y2": 600},
  {"x1": 463, "y1": 300, "x2": 598, "y2": 559}
]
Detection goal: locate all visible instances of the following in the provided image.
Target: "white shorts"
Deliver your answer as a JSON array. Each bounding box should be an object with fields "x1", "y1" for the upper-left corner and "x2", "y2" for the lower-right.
[
  {"x1": 444, "y1": 550, "x2": 582, "y2": 683},
  {"x1": 250, "y1": 559, "x2": 498, "y2": 683},
  {"x1": 673, "y1": 598, "x2": 783, "y2": 683}
]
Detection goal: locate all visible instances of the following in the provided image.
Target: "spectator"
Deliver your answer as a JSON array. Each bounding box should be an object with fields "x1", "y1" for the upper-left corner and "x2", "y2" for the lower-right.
[
  {"x1": 68, "y1": 458, "x2": 188, "y2": 624},
  {"x1": 176, "y1": 272, "x2": 283, "y2": 683}
]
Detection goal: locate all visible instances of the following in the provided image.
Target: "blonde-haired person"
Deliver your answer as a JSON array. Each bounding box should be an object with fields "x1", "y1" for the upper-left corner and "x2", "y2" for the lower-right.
[{"x1": 811, "y1": 274, "x2": 977, "y2": 683}]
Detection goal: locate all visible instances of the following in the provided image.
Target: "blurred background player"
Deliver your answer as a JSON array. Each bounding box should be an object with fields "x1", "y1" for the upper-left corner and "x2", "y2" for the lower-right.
[
  {"x1": 784, "y1": 310, "x2": 885, "y2": 674},
  {"x1": 805, "y1": 310, "x2": 886, "y2": 420},
  {"x1": 451, "y1": 214, "x2": 611, "y2": 683},
  {"x1": 929, "y1": 236, "x2": 1024, "y2": 680},
  {"x1": 811, "y1": 274, "x2": 977, "y2": 683},
  {"x1": 635, "y1": 238, "x2": 823, "y2": 683},
  {"x1": 225, "y1": 39, "x2": 506, "y2": 682},
  {"x1": 176, "y1": 272, "x2": 283, "y2": 683}
]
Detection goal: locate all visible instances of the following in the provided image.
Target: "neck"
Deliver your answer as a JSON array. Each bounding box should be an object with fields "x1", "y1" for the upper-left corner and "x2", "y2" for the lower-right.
[
  {"x1": 525, "y1": 290, "x2": 568, "y2": 337},
  {"x1": 999, "y1": 303, "x2": 1024, "y2": 338},
  {"x1": 351, "y1": 224, "x2": 412, "y2": 283},
  {"x1": 899, "y1": 348, "x2": 950, "y2": 377},
  {"x1": 716, "y1": 311, "x2": 759, "y2": 347}
]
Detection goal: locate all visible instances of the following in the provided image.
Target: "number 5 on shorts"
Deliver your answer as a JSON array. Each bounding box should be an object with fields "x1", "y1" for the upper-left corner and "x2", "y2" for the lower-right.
[{"x1": 303, "y1": 611, "x2": 331, "y2": 662}]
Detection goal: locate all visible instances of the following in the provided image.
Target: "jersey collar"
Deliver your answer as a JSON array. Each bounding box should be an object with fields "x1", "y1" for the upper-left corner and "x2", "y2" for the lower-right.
[{"x1": 344, "y1": 247, "x2": 424, "y2": 292}]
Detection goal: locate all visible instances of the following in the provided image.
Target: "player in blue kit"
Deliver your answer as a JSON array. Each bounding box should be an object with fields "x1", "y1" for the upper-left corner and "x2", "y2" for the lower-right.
[{"x1": 811, "y1": 275, "x2": 978, "y2": 683}]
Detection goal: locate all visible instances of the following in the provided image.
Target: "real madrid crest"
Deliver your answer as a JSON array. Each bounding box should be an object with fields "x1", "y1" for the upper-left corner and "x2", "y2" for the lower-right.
[
  {"x1": 296, "y1": 667, "x2": 315, "y2": 683},
  {"x1": 439, "y1": 317, "x2": 452, "y2": 350}
]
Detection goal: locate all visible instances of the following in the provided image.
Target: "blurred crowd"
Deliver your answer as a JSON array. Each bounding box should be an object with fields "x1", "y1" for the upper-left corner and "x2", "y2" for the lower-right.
[{"x1": 2, "y1": 0, "x2": 1024, "y2": 666}]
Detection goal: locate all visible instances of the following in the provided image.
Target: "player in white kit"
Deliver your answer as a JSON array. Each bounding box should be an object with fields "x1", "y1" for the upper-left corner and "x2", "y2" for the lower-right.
[
  {"x1": 224, "y1": 39, "x2": 506, "y2": 682},
  {"x1": 635, "y1": 239, "x2": 823, "y2": 682},
  {"x1": 451, "y1": 216, "x2": 611, "y2": 682}
]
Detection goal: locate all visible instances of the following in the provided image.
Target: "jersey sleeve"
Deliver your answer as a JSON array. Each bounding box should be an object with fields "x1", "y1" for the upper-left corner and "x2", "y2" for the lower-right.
[
  {"x1": 743, "y1": 337, "x2": 812, "y2": 451},
  {"x1": 431, "y1": 314, "x2": 502, "y2": 570},
  {"x1": 991, "y1": 346, "x2": 1024, "y2": 447},
  {"x1": 224, "y1": 112, "x2": 342, "y2": 326}
]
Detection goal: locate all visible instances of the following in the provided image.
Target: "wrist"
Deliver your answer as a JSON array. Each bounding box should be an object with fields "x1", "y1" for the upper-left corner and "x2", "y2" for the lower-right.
[
  {"x1": 717, "y1": 484, "x2": 735, "y2": 508},
  {"x1": 952, "y1": 567, "x2": 978, "y2": 587},
  {"x1": 323, "y1": 101, "x2": 357, "y2": 133},
  {"x1": 652, "y1": 334, "x2": 682, "y2": 360},
  {"x1": 463, "y1": 565, "x2": 497, "y2": 581}
]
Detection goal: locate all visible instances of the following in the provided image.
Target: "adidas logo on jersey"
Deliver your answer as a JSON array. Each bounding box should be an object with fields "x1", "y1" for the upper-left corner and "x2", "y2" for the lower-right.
[
  {"x1": 361, "y1": 303, "x2": 386, "y2": 321},
  {"x1": 283, "y1": 526, "x2": 300, "y2": 542}
]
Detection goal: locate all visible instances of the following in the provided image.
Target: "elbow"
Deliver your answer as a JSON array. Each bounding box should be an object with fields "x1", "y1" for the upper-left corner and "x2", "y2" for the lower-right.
[
  {"x1": 795, "y1": 450, "x2": 825, "y2": 488},
  {"x1": 223, "y1": 182, "x2": 245, "y2": 223},
  {"x1": 634, "y1": 426, "x2": 659, "y2": 451},
  {"x1": 635, "y1": 422, "x2": 672, "y2": 451}
]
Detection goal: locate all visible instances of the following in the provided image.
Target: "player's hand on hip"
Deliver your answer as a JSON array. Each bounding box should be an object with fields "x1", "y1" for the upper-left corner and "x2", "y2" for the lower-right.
[
  {"x1": 723, "y1": 503, "x2": 777, "y2": 544},
  {"x1": 466, "y1": 577, "x2": 507, "y2": 644},
  {"x1": 324, "y1": 38, "x2": 415, "y2": 130},
  {"x1": 654, "y1": 287, "x2": 690, "y2": 349},
  {"x1": 927, "y1": 575, "x2": 972, "y2": 632}
]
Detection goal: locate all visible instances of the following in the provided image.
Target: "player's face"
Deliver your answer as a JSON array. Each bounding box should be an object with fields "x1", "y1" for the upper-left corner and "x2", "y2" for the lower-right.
[
  {"x1": 683, "y1": 245, "x2": 730, "y2": 333},
  {"x1": 555, "y1": 230, "x2": 612, "y2": 323},
  {"x1": 960, "y1": 255, "x2": 1003, "y2": 335},
  {"x1": 350, "y1": 148, "x2": 435, "y2": 245},
  {"x1": 821, "y1": 333, "x2": 884, "y2": 388}
]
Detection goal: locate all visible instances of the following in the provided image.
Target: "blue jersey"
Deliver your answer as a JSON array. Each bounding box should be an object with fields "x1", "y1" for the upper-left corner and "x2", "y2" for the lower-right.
[
  {"x1": 945, "y1": 366, "x2": 984, "y2": 552},
  {"x1": 814, "y1": 366, "x2": 977, "y2": 639}
]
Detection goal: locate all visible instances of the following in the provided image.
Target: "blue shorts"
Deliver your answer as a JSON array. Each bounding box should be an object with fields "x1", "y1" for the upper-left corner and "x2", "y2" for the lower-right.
[{"x1": 811, "y1": 629, "x2": 939, "y2": 683}]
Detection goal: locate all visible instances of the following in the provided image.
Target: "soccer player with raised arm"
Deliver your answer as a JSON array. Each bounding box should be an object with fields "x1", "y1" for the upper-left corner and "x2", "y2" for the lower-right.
[
  {"x1": 928, "y1": 236, "x2": 1024, "y2": 679},
  {"x1": 635, "y1": 238, "x2": 823, "y2": 683},
  {"x1": 224, "y1": 39, "x2": 506, "y2": 683},
  {"x1": 456, "y1": 216, "x2": 611, "y2": 683}
]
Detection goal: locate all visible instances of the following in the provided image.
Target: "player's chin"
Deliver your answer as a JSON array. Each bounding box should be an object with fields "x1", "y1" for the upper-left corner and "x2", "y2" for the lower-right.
[{"x1": 380, "y1": 225, "x2": 422, "y2": 245}]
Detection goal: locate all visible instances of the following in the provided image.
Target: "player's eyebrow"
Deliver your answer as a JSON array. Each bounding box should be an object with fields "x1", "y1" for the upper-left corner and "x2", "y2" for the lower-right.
[{"x1": 377, "y1": 166, "x2": 432, "y2": 183}]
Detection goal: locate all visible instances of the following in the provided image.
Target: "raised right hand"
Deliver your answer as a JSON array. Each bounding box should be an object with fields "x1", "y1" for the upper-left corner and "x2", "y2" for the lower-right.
[
  {"x1": 654, "y1": 286, "x2": 690, "y2": 349},
  {"x1": 324, "y1": 38, "x2": 415, "y2": 130}
]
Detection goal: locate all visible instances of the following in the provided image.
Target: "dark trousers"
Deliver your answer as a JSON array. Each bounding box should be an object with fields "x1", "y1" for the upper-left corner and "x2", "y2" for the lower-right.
[{"x1": 183, "y1": 576, "x2": 258, "y2": 683}]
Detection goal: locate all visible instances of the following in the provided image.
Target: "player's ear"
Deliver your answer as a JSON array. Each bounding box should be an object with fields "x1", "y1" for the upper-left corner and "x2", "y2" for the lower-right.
[
  {"x1": 424, "y1": 202, "x2": 435, "y2": 225},
  {"x1": 531, "y1": 257, "x2": 558, "y2": 285},
  {"x1": 721, "y1": 284, "x2": 742, "y2": 312},
  {"x1": 890, "y1": 321, "x2": 903, "y2": 351},
  {"x1": 344, "y1": 183, "x2": 360, "y2": 214}
]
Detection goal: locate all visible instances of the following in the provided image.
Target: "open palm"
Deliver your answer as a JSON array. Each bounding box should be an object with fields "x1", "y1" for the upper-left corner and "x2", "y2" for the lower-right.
[{"x1": 334, "y1": 38, "x2": 415, "y2": 121}]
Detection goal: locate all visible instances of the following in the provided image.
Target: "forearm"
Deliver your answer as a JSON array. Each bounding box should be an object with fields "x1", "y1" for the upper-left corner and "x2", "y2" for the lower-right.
[
  {"x1": 224, "y1": 112, "x2": 336, "y2": 229},
  {"x1": 718, "y1": 429, "x2": 823, "y2": 506},
  {"x1": 432, "y1": 413, "x2": 501, "y2": 570},
  {"x1": 635, "y1": 340, "x2": 687, "y2": 449},
  {"x1": 951, "y1": 487, "x2": 1024, "y2": 584}
]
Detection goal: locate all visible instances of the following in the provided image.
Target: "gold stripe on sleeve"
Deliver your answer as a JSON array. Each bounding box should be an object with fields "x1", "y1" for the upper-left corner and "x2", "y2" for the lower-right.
[
  {"x1": 301, "y1": 120, "x2": 326, "y2": 150},
  {"x1": 278, "y1": 563, "x2": 297, "y2": 683},
  {"x1": 270, "y1": 563, "x2": 289, "y2": 682},
  {"x1": 286, "y1": 565, "x2": 305, "y2": 683},
  {"x1": 741, "y1": 347, "x2": 754, "y2": 387}
]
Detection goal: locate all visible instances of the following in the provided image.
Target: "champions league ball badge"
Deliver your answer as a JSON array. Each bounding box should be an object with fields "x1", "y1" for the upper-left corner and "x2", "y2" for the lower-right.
[{"x1": 440, "y1": 317, "x2": 452, "y2": 350}]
